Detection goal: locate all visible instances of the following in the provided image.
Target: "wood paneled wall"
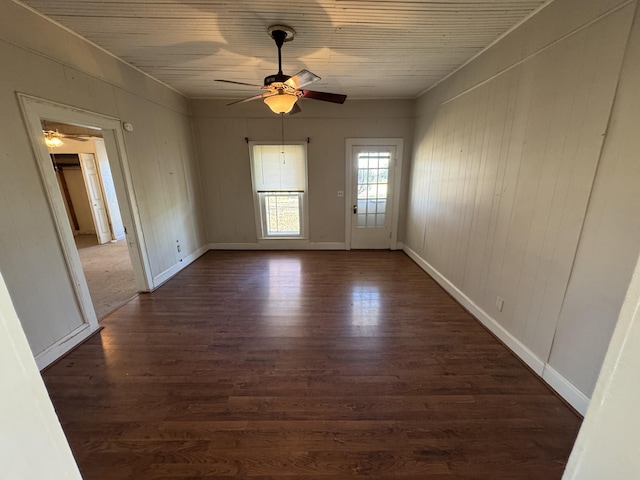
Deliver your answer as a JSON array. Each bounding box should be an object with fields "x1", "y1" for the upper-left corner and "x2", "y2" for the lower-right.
[
  {"x1": 0, "y1": 0, "x2": 206, "y2": 360},
  {"x1": 550, "y1": 1, "x2": 640, "y2": 397},
  {"x1": 405, "y1": 0, "x2": 636, "y2": 410}
]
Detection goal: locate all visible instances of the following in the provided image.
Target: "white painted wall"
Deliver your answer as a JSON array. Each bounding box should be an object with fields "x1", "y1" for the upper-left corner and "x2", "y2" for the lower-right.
[
  {"x1": 0, "y1": 0, "x2": 206, "y2": 362},
  {"x1": 405, "y1": 0, "x2": 637, "y2": 413},
  {"x1": 550, "y1": 0, "x2": 640, "y2": 397},
  {"x1": 191, "y1": 99, "x2": 414, "y2": 246},
  {"x1": 0, "y1": 271, "x2": 82, "y2": 480}
]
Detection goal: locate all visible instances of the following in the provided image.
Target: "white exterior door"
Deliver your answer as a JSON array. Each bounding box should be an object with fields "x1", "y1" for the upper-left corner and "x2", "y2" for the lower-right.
[
  {"x1": 79, "y1": 153, "x2": 111, "y2": 244},
  {"x1": 350, "y1": 145, "x2": 396, "y2": 249}
]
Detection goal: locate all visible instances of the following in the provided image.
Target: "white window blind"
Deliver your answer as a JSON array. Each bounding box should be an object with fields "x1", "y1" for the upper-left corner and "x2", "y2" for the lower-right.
[
  {"x1": 252, "y1": 145, "x2": 306, "y2": 192},
  {"x1": 249, "y1": 142, "x2": 308, "y2": 239}
]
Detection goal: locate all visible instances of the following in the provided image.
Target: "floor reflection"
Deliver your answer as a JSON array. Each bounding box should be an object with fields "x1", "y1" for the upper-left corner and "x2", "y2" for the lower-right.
[
  {"x1": 262, "y1": 257, "x2": 302, "y2": 320},
  {"x1": 350, "y1": 285, "x2": 382, "y2": 326}
]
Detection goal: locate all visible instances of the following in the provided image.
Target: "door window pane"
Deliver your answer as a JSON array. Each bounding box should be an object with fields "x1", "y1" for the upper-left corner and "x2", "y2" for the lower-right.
[{"x1": 356, "y1": 151, "x2": 392, "y2": 228}]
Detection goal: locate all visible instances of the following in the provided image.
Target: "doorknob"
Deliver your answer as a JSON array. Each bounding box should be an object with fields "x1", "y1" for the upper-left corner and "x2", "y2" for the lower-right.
[{"x1": 353, "y1": 204, "x2": 357, "y2": 214}]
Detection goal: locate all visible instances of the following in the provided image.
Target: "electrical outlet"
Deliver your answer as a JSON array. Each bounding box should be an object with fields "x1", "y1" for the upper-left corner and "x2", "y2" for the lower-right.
[
  {"x1": 496, "y1": 296, "x2": 505, "y2": 312},
  {"x1": 177, "y1": 244, "x2": 181, "y2": 253},
  {"x1": 337, "y1": 190, "x2": 344, "y2": 197}
]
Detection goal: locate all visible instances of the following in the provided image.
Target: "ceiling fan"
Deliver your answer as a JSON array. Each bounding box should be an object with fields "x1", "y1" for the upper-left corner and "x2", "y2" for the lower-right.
[
  {"x1": 42, "y1": 121, "x2": 103, "y2": 147},
  {"x1": 215, "y1": 25, "x2": 347, "y2": 114},
  {"x1": 43, "y1": 129, "x2": 93, "y2": 148}
]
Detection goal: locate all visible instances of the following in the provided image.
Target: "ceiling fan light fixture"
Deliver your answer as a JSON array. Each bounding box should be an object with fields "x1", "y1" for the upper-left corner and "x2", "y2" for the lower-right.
[
  {"x1": 264, "y1": 92, "x2": 298, "y2": 114},
  {"x1": 216, "y1": 24, "x2": 346, "y2": 112},
  {"x1": 44, "y1": 130, "x2": 64, "y2": 148}
]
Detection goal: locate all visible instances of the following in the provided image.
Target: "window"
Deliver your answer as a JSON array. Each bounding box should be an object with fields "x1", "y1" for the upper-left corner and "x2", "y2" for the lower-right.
[{"x1": 250, "y1": 143, "x2": 308, "y2": 239}]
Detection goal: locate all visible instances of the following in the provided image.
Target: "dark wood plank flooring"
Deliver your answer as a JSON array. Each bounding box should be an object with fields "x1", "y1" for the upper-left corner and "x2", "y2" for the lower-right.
[{"x1": 42, "y1": 250, "x2": 581, "y2": 479}]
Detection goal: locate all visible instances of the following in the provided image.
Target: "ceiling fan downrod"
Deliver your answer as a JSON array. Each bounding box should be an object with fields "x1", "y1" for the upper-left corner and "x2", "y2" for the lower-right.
[
  {"x1": 264, "y1": 25, "x2": 296, "y2": 86},
  {"x1": 272, "y1": 29, "x2": 287, "y2": 75}
]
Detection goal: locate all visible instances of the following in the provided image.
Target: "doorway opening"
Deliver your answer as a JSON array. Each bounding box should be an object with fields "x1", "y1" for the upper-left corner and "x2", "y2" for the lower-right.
[
  {"x1": 46, "y1": 120, "x2": 138, "y2": 319},
  {"x1": 20, "y1": 94, "x2": 153, "y2": 367}
]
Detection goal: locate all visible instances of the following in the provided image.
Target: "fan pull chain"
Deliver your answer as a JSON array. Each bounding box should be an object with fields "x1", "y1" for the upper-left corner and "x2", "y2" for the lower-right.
[{"x1": 281, "y1": 113, "x2": 286, "y2": 164}]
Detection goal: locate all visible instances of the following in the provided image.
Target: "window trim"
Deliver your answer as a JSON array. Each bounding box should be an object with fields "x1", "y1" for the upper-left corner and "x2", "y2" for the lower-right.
[{"x1": 249, "y1": 141, "x2": 309, "y2": 241}]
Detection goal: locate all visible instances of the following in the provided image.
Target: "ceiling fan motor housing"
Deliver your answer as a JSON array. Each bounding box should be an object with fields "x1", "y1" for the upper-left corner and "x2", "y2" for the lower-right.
[{"x1": 264, "y1": 73, "x2": 290, "y2": 86}]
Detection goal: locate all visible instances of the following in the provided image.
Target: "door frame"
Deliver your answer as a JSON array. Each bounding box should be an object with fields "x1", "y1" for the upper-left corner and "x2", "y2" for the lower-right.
[
  {"x1": 345, "y1": 138, "x2": 403, "y2": 250},
  {"x1": 19, "y1": 95, "x2": 153, "y2": 356}
]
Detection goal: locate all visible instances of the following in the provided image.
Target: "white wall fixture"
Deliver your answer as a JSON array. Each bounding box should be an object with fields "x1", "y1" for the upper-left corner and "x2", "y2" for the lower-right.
[
  {"x1": 0, "y1": 271, "x2": 82, "y2": 479},
  {"x1": 562, "y1": 249, "x2": 640, "y2": 478}
]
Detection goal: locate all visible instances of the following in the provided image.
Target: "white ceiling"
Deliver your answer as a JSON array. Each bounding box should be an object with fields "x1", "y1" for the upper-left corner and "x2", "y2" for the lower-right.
[{"x1": 21, "y1": 0, "x2": 547, "y2": 99}]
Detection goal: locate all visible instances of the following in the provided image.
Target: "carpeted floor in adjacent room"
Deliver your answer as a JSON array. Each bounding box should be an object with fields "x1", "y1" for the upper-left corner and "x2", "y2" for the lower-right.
[{"x1": 74, "y1": 234, "x2": 138, "y2": 319}]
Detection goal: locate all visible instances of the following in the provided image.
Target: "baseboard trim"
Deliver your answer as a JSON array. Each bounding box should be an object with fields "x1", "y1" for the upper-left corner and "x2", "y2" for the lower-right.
[
  {"x1": 35, "y1": 322, "x2": 98, "y2": 370},
  {"x1": 152, "y1": 244, "x2": 210, "y2": 289},
  {"x1": 208, "y1": 242, "x2": 347, "y2": 251},
  {"x1": 542, "y1": 365, "x2": 589, "y2": 415},
  {"x1": 403, "y1": 245, "x2": 544, "y2": 374},
  {"x1": 402, "y1": 245, "x2": 588, "y2": 413}
]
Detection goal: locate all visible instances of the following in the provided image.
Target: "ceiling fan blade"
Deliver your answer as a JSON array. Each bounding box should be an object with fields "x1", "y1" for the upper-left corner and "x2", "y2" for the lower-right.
[
  {"x1": 285, "y1": 69, "x2": 321, "y2": 89},
  {"x1": 226, "y1": 94, "x2": 265, "y2": 106},
  {"x1": 215, "y1": 79, "x2": 264, "y2": 88},
  {"x1": 301, "y1": 90, "x2": 347, "y2": 104},
  {"x1": 288, "y1": 103, "x2": 302, "y2": 115},
  {"x1": 63, "y1": 135, "x2": 89, "y2": 142}
]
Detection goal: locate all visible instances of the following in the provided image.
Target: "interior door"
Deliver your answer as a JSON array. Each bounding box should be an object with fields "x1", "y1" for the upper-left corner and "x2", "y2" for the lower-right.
[
  {"x1": 79, "y1": 153, "x2": 112, "y2": 244},
  {"x1": 350, "y1": 145, "x2": 396, "y2": 249}
]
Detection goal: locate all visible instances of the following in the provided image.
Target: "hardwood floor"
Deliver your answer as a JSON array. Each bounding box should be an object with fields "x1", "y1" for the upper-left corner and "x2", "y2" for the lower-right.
[{"x1": 42, "y1": 250, "x2": 581, "y2": 479}]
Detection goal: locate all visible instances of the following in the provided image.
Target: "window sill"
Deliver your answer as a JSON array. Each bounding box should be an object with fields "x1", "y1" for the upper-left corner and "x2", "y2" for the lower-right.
[{"x1": 257, "y1": 237, "x2": 309, "y2": 243}]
